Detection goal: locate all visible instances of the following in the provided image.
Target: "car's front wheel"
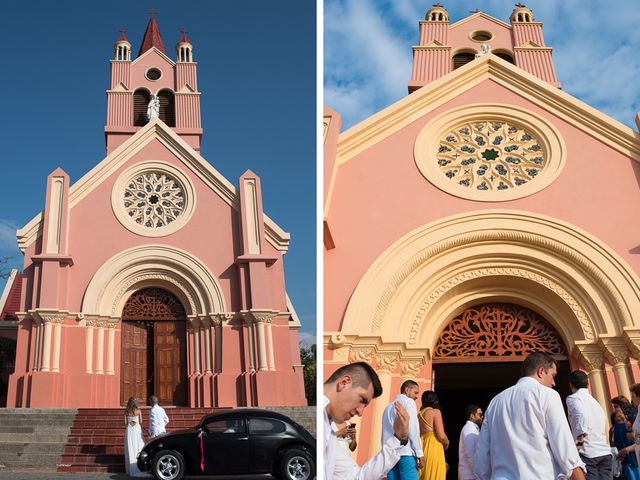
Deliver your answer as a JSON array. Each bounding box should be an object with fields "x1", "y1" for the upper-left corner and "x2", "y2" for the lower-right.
[
  {"x1": 152, "y1": 449, "x2": 185, "y2": 480},
  {"x1": 278, "y1": 447, "x2": 315, "y2": 480}
]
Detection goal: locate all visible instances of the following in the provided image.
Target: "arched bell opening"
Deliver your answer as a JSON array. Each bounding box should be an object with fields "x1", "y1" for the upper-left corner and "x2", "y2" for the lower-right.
[{"x1": 120, "y1": 287, "x2": 188, "y2": 406}]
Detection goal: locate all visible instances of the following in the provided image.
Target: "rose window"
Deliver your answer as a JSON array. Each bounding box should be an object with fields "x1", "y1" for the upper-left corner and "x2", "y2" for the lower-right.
[
  {"x1": 436, "y1": 121, "x2": 546, "y2": 192},
  {"x1": 123, "y1": 172, "x2": 185, "y2": 229}
]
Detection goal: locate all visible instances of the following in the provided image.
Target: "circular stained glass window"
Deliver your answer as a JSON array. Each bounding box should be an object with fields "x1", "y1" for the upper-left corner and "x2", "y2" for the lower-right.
[
  {"x1": 123, "y1": 172, "x2": 185, "y2": 228},
  {"x1": 436, "y1": 120, "x2": 545, "y2": 192},
  {"x1": 146, "y1": 68, "x2": 162, "y2": 81},
  {"x1": 112, "y1": 162, "x2": 196, "y2": 237}
]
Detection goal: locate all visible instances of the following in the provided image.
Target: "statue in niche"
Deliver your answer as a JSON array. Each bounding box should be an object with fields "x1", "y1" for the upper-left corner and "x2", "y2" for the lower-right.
[{"x1": 147, "y1": 94, "x2": 160, "y2": 121}]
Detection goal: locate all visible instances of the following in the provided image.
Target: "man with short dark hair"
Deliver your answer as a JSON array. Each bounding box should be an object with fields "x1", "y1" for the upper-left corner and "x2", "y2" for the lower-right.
[
  {"x1": 566, "y1": 370, "x2": 612, "y2": 479},
  {"x1": 381, "y1": 380, "x2": 424, "y2": 480},
  {"x1": 324, "y1": 362, "x2": 410, "y2": 479},
  {"x1": 474, "y1": 352, "x2": 586, "y2": 479},
  {"x1": 148, "y1": 395, "x2": 169, "y2": 437},
  {"x1": 458, "y1": 404, "x2": 483, "y2": 480}
]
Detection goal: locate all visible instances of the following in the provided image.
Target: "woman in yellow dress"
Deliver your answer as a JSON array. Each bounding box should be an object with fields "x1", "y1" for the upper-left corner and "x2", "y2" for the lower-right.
[{"x1": 418, "y1": 391, "x2": 449, "y2": 480}]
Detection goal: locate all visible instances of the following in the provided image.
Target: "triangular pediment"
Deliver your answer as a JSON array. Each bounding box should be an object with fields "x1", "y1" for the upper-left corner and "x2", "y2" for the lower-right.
[
  {"x1": 521, "y1": 40, "x2": 542, "y2": 48},
  {"x1": 425, "y1": 39, "x2": 445, "y2": 47},
  {"x1": 451, "y1": 12, "x2": 511, "y2": 30},
  {"x1": 335, "y1": 54, "x2": 640, "y2": 168},
  {"x1": 112, "y1": 82, "x2": 129, "y2": 92},
  {"x1": 177, "y1": 83, "x2": 196, "y2": 93},
  {"x1": 132, "y1": 47, "x2": 176, "y2": 67},
  {"x1": 18, "y1": 119, "x2": 290, "y2": 252}
]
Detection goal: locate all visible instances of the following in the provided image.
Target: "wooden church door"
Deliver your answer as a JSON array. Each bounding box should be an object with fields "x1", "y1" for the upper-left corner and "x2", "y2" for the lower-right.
[{"x1": 120, "y1": 288, "x2": 187, "y2": 406}]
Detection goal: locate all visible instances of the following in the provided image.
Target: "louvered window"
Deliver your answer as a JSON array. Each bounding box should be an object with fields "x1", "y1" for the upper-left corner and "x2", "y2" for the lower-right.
[
  {"x1": 495, "y1": 52, "x2": 514, "y2": 64},
  {"x1": 133, "y1": 90, "x2": 151, "y2": 126},
  {"x1": 158, "y1": 90, "x2": 175, "y2": 127},
  {"x1": 452, "y1": 53, "x2": 475, "y2": 70}
]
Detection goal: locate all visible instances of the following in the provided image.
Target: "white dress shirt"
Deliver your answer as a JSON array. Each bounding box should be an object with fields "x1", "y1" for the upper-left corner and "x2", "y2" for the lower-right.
[
  {"x1": 381, "y1": 394, "x2": 424, "y2": 460},
  {"x1": 473, "y1": 377, "x2": 585, "y2": 480},
  {"x1": 324, "y1": 395, "x2": 403, "y2": 479},
  {"x1": 566, "y1": 388, "x2": 611, "y2": 458},
  {"x1": 149, "y1": 404, "x2": 169, "y2": 437},
  {"x1": 458, "y1": 420, "x2": 480, "y2": 480}
]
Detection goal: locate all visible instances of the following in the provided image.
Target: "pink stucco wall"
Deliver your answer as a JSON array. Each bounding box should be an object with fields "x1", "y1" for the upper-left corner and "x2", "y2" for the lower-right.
[{"x1": 325, "y1": 78, "x2": 640, "y2": 332}]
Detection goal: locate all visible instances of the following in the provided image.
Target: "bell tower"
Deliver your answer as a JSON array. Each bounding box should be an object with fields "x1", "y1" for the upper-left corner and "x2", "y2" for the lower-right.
[
  {"x1": 105, "y1": 14, "x2": 203, "y2": 154},
  {"x1": 409, "y1": 3, "x2": 560, "y2": 93}
]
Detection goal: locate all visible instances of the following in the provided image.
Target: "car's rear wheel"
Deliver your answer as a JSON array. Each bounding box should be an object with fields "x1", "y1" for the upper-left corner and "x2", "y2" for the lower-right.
[
  {"x1": 152, "y1": 449, "x2": 185, "y2": 480},
  {"x1": 278, "y1": 447, "x2": 315, "y2": 480}
]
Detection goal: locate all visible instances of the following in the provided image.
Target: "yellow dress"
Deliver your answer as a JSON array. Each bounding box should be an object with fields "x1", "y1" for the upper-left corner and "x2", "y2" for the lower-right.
[{"x1": 418, "y1": 408, "x2": 446, "y2": 480}]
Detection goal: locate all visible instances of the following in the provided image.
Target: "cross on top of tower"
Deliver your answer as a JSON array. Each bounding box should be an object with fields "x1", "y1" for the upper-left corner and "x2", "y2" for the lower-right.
[{"x1": 148, "y1": 8, "x2": 159, "y2": 18}]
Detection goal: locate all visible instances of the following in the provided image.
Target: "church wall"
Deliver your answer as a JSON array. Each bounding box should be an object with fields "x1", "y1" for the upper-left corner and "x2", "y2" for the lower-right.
[
  {"x1": 325, "y1": 78, "x2": 640, "y2": 333},
  {"x1": 130, "y1": 51, "x2": 175, "y2": 92},
  {"x1": 449, "y1": 17, "x2": 512, "y2": 53}
]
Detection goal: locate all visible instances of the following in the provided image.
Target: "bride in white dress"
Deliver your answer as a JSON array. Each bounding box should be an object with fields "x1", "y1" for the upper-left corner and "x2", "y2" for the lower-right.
[{"x1": 124, "y1": 397, "x2": 146, "y2": 477}]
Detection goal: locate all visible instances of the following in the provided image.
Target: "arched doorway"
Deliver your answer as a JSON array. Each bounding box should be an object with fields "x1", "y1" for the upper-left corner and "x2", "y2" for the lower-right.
[
  {"x1": 432, "y1": 303, "x2": 569, "y2": 479},
  {"x1": 120, "y1": 287, "x2": 188, "y2": 406}
]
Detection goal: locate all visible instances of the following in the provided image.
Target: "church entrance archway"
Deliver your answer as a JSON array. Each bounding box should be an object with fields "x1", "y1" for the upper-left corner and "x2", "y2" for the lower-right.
[
  {"x1": 120, "y1": 287, "x2": 188, "y2": 406},
  {"x1": 431, "y1": 303, "x2": 569, "y2": 479}
]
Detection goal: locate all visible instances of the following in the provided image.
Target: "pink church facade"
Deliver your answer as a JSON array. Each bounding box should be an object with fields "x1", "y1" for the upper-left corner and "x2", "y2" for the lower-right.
[
  {"x1": 7, "y1": 18, "x2": 306, "y2": 408},
  {"x1": 324, "y1": 5, "x2": 640, "y2": 460}
]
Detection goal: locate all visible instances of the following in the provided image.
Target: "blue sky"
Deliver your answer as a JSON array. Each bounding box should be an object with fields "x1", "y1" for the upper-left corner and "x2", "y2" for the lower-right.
[
  {"x1": 325, "y1": 0, "x2": 640, "y2": 130},
  {"x1": 0, "y1": 1, "x2": 316, "y2": 344}
]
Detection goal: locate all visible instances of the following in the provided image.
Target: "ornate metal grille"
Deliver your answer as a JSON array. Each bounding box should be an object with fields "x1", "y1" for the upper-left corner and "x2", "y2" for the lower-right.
[
  {"x1": 122, "y1": 288, "x2": 186, "y2": 320},
  {"x1": 123, "y1": 171, "x2": 185, "y2": 229},
  {"x1": 433, "y1": 303, "x2": 566, "y2": 362}
]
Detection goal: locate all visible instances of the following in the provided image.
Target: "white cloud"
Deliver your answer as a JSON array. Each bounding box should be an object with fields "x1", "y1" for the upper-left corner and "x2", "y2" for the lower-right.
[
  {"x1": 325, "y1": 0, "x2": 640, "y2": 129},
  {"x1": 298, "y1": 331, "x2": 316, "y2": 348}
]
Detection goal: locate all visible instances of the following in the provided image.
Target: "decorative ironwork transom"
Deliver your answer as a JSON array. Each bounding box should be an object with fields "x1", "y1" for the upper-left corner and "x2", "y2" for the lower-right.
[
  {"x1": 123, "y1": 171, "x2": 185, "y2": 229},
  {"x1": 433, "y1": 303, "x2": 566, "y2": 362},
  {"x1": 122, "y1": 288, "x2": 186, "y2": 320},
  {"x1": 436, "y1": 120, "x2": 546, "y2": 192}
]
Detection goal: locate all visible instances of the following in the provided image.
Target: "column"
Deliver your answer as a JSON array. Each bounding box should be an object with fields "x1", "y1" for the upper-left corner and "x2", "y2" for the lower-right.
[
  {"x1": 604, "y1": 345, "x2": 631, "y2": 398},
  {"x1": 370, "y1": 351, "x2": 399, "y2": 455},
  {"x1": 52, "y1": 320, "x2": 63, "y2": 373},
  {"x1": 41, "y1": 320, "x2": 53, "y2": 372},
  {"x1": 96, "y1": 323, "x2": 105, "y2": 375},
  {"x1": 266, "y1": 320, "x2": 275, "y2": 371},
  {"x1": 33, "y1": 315, "x2": 42, "y2": 371},
  {"x1": 244, "y1": 316, "x2": 256, "y2": 373},
  {"x1": 85, "y1": 322, "x2": 94, "y2": 374},
  {"x1": 242, "y1": 310, "x2": 278, "y2": 372},
  {"x1": 107, "y1": 320, "x2": 117, "y2": 375},
  {"x1": 192, "y1": 317, "x2": 201, "y2": 375},
  {"x1": 578, "y1": 348, "x2": 608, "y2": 408},
  {"x1": 255, "y1": 321, "x2": 268, "y2": 371},
  {"x1": 202, "y1": 317, "x2": 212, "y2": 374}
]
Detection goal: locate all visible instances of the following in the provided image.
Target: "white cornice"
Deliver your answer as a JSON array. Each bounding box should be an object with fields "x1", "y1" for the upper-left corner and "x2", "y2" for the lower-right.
[
  {"x1": 335, "y1": 54, "x2": 640, "y2": 166},
  {"x1": 18, "y1": 119, "x2": 290, "y2": 252}
]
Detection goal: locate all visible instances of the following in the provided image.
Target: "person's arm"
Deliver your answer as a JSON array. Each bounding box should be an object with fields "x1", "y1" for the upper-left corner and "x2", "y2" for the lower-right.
[
  {"x1": 461, "y1": 427, "x2": 479, "y2": 471},
  {"x1": 473, "y1": 415, "x2": 491, "y2": 480},
  {"x1": 546, "y1": 394, "x2": 586, "y2": 478},
  {"x1": 565, "y1": 396, "x2": 586, "y2": 442},
  {"x1": 432, "y1": 409, "x2": 449, "y2": 449},
  {"x1": 403, "y1": 399, "x2": 424, "y2": 460}
]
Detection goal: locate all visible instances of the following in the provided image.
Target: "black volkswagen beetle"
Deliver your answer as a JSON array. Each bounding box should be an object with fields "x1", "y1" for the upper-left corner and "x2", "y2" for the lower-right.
[{"x1": 137, "y1": 409, "x2": 315, "y2": 480}]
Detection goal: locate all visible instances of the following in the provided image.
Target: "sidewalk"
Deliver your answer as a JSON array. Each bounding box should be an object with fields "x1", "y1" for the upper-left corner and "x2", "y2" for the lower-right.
[{"x1": 0, "y1": 473, "x2": 273, "y2": 480}]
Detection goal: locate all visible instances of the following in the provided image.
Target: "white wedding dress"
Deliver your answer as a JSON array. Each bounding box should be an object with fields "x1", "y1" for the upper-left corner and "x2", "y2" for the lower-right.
[{"x1": 124, "y1": 415, "x2": 146, "y2": 477}]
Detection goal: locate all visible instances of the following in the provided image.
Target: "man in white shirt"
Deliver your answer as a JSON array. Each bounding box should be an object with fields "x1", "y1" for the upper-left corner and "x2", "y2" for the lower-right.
[
  {"x1": 458, "y1": 404, "x2": 483, "y2": 480},
  {"x1": 324, "y1": 362, "x2": 410, "y2": 480},
  {"x1": 566, "y1": 370, "x2": 612, "y2": 479},
  {"x1": 148, "y1": 395, "x2": 169, "y2": 437},
  {"x1": 473, "y1": 352, "x2": 586, "y2": 480},
  {"x1": 381, "y1": 380, "x2": 425, "y2": 480}
]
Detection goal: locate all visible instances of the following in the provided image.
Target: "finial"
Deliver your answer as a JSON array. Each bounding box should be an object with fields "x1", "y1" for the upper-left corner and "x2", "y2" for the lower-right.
[
  {"x1": 148, "y1": 8, "x2": 159, "y2": 18},
  {"x1": 433, "y1": 2, "x2": 442, "y2": 6},
  {"x1": 117, "y1": 27, "x2": 128, "y2": 41},
  {"x1": 470, "y1": 8, "x2": 480, "y2": 13},
  {"x1": 180, "y1": 28, "x2": 188, "y2": 36},
  {"x1": 515, "y1": 3, "x2": 526, "y2": 7}
]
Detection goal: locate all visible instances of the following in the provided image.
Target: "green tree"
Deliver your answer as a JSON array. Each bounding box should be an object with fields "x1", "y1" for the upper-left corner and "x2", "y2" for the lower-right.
[{"x1": 300, "y1": 343, "x2": 316, "y2": 406}]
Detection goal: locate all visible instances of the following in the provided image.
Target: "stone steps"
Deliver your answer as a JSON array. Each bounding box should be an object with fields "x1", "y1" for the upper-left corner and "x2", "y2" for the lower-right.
[{"x1": 0, "y1": 409, "x2": 77, "y2": 471}]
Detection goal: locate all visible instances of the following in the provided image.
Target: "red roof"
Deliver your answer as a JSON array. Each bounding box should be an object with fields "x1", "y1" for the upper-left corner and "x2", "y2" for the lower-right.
[
  {"x1": 117, "y1": 28, "x2": 129, "y2": 43},
  {"x1": 177, "y1": 30, "x2": 191, "y2": 45},
  {"x1": 1, "y1": 274, "x2": 23, "y2": 322},
  {"x1": 138, "y1": 17, "x2": 167, "y2": 56}
]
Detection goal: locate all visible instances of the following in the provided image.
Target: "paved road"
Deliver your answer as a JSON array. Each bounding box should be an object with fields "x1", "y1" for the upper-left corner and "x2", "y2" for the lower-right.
[{"x1": 0, "y1": 473, "x2": 274, "y2": 480}]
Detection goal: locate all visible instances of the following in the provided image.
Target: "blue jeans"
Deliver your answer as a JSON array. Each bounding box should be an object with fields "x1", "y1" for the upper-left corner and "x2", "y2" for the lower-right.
[{"x1": 387, "y1": 455, "x2": 419, "y2": 480}]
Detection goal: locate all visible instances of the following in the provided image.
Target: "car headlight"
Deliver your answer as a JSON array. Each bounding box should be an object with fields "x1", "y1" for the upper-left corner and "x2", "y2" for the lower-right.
[{"x1": 138, "y1": 451, "x2": 148, "y2": 461}]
